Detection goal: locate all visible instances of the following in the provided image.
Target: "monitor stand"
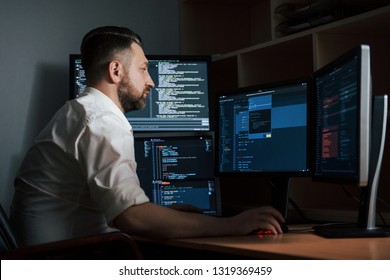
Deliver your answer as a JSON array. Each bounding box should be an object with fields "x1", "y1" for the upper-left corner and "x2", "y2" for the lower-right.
[
  {"x1": 314, "y1": 95, "x2": 390, "y2": 238},
  {"x1": 269, "y1": 177, "x2": 290, "y2": 219}
]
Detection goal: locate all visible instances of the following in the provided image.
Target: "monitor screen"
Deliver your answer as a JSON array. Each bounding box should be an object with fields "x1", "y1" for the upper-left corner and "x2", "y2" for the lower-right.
[
  {"x1": 313, "y1": 45, "x2": 371, "y2": 186},
  {"x1": 216, "y1": 79, "x2": 310, "y2": 176},
  {"x1": 133, "y1": 132, "x2": 221, "y2": 216},
  {"x1": 69, "y1": 54, "x2": 86, "y2": 99},
  {"x1": 69, "y1": 54, "x2": 211, "y2": 132}
]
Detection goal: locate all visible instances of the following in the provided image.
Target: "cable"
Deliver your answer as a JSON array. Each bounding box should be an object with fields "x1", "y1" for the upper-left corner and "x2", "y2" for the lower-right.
[{"x1": 342, "y1": 184, "x2": 390, "y2": 227}]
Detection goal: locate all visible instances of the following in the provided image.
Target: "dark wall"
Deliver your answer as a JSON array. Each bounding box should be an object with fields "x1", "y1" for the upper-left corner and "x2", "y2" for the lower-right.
[{"x1": 0, "y1": 0, "x2": 180, "y2": 213}]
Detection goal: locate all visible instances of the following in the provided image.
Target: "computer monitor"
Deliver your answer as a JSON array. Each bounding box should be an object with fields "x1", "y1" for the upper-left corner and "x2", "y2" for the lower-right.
[
  {"x1": 133, "y1": 131, "x2": 221, "y2": 216},
  {"x1": 313, "y1": 45, "x2": 371, "y2": 185},
  {"x1": 217, "y1": 79, "x2": 310, "y2": 174},
  {"x1": 69, "y1": 54, "x2": 211, "y2": 131},
  {"x1": 216, "y1": 78, "x2": 311, "y2": 216},
  {"x1": 312, "y1": 44, "x2": 389, "y2": 237}
]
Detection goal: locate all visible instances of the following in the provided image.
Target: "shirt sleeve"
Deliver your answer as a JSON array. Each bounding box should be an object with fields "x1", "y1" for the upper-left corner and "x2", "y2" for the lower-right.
[{"x1": 76, "y1": 113, "x2": 149, "y2": 223}]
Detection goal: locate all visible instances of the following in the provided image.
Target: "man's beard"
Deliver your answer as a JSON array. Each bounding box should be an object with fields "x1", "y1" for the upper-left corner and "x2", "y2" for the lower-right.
[{"x1": 117, "y1": 78, "x2": 148, "y2": 113}]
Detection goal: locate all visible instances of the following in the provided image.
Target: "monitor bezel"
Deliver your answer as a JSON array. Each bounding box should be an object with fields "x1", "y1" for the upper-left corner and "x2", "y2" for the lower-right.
[
  {"x1": 214, "y1": 77, "x2": 312, "y2": 177},
  {"x1": 312, "y1": 44, "x2": 371, "y2": 187}
]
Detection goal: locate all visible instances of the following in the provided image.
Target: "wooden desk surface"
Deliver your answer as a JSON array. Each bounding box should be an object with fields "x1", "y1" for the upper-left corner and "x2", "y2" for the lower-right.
[{"x1": 137, "y1": 226, "x2": 390, "y2": 260}]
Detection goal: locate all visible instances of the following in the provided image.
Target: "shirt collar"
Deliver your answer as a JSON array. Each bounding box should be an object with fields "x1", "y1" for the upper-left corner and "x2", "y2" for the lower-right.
[{"x1": 82, "y1": 87, "x2": 133, "y2": 131}]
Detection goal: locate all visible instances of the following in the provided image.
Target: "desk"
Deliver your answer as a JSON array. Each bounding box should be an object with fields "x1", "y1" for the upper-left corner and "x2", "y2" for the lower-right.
[{"x1": 135, "y1": 226, "x2": 390, "y2": 260}]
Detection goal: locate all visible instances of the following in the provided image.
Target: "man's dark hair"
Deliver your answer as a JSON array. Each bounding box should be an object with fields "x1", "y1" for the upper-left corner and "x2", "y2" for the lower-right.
[{"x1": 80, "y1": 26, "x2": 143, "y2": 84}]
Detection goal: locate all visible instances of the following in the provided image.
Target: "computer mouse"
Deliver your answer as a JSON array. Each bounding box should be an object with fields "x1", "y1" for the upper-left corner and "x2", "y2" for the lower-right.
[
  {"x1": 250, "y1": 223, "x2": 289, "y2": 235},
  {"x1": 250, "y1": 229, "x2": 272, "y2": 235}
]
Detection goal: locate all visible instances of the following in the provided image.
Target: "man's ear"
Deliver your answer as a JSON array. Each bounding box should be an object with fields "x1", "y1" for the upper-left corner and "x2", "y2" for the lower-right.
[{"x1": 108, "y1": 60, "x2": 122, "y2": 83}]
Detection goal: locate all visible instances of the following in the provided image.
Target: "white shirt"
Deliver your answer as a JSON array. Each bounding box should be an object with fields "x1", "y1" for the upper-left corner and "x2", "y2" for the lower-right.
[{"x1": 11, "y1": 88, "x2": 149, "y2": 246}]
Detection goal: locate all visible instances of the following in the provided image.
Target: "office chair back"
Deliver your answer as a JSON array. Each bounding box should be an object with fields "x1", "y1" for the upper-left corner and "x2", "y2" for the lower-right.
[
  {"x1": 0, "y1": 204, "x2": 19, "y2": 255},
  {"x1": 1, "y1": 203, "x2": 143, "y2": 259}
]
